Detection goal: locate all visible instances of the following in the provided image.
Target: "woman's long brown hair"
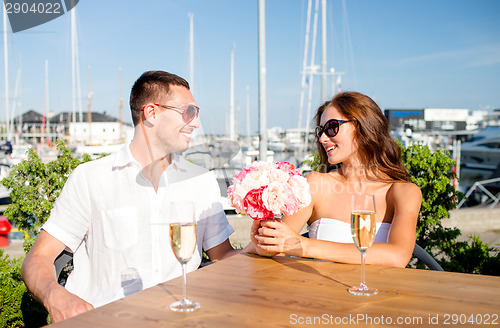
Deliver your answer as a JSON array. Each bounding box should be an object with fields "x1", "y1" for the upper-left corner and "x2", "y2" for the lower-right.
[{"x1": 314, "y1": 91, "x2": 411, "y2": 182}]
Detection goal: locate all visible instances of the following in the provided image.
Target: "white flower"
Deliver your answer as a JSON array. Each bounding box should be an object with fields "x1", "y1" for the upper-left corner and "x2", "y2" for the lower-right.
[
  {"x1": 266, "y1": 167, "x2": 290, "y2": 184},
  {"x1": 289, "y1": 175, "x2": 312, "y2": 206}
]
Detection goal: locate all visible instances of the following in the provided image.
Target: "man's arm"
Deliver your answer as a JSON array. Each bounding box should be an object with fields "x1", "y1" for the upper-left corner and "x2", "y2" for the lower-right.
[
  {"x1": 205, "y1": 239, "x2": 239, "y2": 262},
  {"x1": 21, "y1": 230, "x2": 94, "y2": 323}
]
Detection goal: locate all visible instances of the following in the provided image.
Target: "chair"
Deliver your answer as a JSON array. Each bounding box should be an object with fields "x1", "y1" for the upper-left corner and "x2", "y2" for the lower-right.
[
  {"x1": 412, "y1": 243, "x2": 444, "y2": 271},
  {"x1": 54, "y1": 249, "x2": 73, "y2": 280}
]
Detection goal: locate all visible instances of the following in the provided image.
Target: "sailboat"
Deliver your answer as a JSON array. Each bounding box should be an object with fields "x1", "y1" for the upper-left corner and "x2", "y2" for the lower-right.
[
  {"x1": 71, "y1": 13, "x2": 129, "y2": 158},
  {"x1": 296, "y1": 0, "x2": 347, "y2": 158}
]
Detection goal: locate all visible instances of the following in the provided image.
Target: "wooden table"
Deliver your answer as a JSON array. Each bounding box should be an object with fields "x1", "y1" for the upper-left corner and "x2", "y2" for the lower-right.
[{"x1": 50, "y1": 253, "x2": 500, "y2": 327}]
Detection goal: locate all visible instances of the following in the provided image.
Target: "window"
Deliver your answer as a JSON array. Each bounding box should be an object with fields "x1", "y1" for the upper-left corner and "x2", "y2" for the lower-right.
[{"x1": 481, "y1": 142, "x2": 500, "y2": 149}]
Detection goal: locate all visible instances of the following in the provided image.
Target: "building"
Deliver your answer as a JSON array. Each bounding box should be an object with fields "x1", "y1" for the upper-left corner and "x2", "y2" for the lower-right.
[
  {"x1": 10, "y1": 110, "x2": 133, "y2": 146},
  {"x1": 480, "y1": 109, "x2": 500, "y2": 127},
  {"x1": 383, "y1": 108, "x2": 482, "y2": 151},
  {"x1": 383, "y1": 108, "x2": 472, "y2": 133},
  {"x1": 51, "y1": 112, "x2": 132, "y2": 145}
]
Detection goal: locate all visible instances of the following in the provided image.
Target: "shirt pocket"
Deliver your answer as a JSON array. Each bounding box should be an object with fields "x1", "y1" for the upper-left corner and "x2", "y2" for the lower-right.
[{"x1": 101, "y1": 207, "x2": 138, "y2": 251}]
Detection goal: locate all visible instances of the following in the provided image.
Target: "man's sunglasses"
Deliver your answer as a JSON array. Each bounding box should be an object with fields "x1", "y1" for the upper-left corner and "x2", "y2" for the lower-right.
[
  {"x1": 141, "y1": 103, "x2": 200, "y2": 123},
  {"x1": 315, "y1": 119, "x2": 351, "y2": 139}
]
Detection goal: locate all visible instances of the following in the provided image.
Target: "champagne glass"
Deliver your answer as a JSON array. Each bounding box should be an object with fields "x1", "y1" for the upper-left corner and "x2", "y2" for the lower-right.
[
  {"x1": 348, "y1": 193, "x2": 378, "y2": 296},
  {"x1": 169, "y1": 200, "x2": 200, "y2": 312}
]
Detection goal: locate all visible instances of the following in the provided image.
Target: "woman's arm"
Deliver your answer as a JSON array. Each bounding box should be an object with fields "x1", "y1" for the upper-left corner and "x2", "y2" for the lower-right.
[{"x1": 255, "y1": 182, "x2": 422, "y2": 268}]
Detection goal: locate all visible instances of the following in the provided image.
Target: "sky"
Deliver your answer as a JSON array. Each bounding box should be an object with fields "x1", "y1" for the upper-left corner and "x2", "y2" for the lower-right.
[{"x1": 2, "y1": 0, "x2": 500, "y2": 136}]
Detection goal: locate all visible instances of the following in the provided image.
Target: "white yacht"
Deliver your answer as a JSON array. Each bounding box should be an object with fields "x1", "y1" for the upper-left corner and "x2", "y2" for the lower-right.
[{"x1": 460, "y1": 127, "x2": 500, "y2": 171}]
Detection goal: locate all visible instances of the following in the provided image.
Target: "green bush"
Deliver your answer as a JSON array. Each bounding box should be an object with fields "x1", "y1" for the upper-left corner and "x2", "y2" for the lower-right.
[
  {"x1": 0, "y1": 250, "x2": 48, "y2": 327},
  {"x1": 1, "y1": 140, "x2": 93, "y2": 252},
  {"x1": 400, "y1": 143, "x2": 500, "y2": 273},
  {"x1": 0, "y1": 141, "x2": 96, "y2": 327}
]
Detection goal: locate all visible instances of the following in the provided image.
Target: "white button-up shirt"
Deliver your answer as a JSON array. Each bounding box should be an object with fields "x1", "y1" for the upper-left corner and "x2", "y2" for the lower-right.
[{"x1": 43, "y1": 144, "x2": 233, "y2": 307}]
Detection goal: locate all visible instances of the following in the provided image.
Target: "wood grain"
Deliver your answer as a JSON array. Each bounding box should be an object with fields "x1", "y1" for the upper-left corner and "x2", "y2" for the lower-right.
[{"x1": 48, "y1": 253, "x2": 500, "y2": 327}]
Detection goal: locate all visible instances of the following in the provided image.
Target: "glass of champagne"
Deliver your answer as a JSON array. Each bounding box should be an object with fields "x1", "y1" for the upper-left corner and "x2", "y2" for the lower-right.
[
  {"x1": 169, "y1": 200, "x2": 200, "y2": 312},
  {"x1": 348, "y1": 193, "x2": 378, "y2": 296}
]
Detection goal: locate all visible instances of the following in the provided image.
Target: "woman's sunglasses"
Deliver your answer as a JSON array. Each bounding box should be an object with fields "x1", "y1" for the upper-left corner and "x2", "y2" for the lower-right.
[
  {"x1": 315, "y1": 119, "x2": 351, "y2": 139},
  {"x1": 141, "y1": 103, "x2": 200, "y2": 123}
]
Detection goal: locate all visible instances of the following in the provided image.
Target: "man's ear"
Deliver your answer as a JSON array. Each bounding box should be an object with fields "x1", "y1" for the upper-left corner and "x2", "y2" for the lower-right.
[{"x1": 142, "y1": 103, "x2": 156, "y2": 121}]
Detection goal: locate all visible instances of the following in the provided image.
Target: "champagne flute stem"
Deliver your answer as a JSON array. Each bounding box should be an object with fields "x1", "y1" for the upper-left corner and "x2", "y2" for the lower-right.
[
  {"x1": 182, "y1": 263, "x2": 187, "y2": 301},
  {"x1": 361, "y1": 251, "x2": 366, "y2": 288}
]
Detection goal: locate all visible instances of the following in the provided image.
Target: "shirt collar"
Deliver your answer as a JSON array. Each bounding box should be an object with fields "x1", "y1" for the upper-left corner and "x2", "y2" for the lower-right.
[
  {"x1": 113, "y1": 143, "x2": 182, "y2": 170},
  {"x1": 113, "y1": 143, "x2": 138, "y2": 168}
]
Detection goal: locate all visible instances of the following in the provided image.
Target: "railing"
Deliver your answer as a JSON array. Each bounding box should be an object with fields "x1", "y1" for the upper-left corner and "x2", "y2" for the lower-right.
[{"x1": 457, "y1": 177, "x2": 500, "y2": 209}]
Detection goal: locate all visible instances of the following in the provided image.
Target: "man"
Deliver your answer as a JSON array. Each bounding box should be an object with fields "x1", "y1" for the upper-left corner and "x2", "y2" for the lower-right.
[{"x1": 21, "y1": 71, "x2": 237, "y2": 322}]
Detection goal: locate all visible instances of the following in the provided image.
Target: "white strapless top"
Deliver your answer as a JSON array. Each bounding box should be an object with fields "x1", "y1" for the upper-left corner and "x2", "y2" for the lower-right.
[{"x1": 308, "y1": 218, "x2": 391, "y2": 243}]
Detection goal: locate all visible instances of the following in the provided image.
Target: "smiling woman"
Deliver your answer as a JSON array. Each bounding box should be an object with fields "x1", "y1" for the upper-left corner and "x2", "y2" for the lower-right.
[{"x1": 251, "y1": 91, "x2": 422, "y2": 269}]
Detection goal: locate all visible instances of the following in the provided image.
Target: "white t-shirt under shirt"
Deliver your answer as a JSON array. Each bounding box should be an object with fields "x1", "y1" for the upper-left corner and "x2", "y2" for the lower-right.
[{"x1": 42, "y1": 144, "x2": 233, "y2": 307}]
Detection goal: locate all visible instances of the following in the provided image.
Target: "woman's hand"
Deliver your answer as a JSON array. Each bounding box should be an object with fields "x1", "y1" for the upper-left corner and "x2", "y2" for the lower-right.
[
  {"x1": 250, "y1": 220, "x2": 279, "y2": 257},
  {"x1": 253, "y1": 219, "x2": 305, "y2": 257}
]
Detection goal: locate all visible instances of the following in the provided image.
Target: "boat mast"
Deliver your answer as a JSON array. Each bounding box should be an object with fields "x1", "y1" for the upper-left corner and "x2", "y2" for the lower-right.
[
  {"x1": 71, "y1": 9, "x2": 76, "y2": 125},
  {"x1": 258, "y1": 0, "x2": 267, "y2": 161},
  {"x1": 42, "y1": 59, "x2": 49, "y2": 145},
  {"x1": 75, "y1": 14, "x2": 83, "y2": 125},
  {"x1": 3, "y1": 6, "x2": 9, "y2": 141},
  {"x1": 12, "y1": 57, "x2": 21, "y2": 135},
  {"x1": 87, "y1": 66, "x2": 92, "y2": 145},
  {"x1": 298, "y1": 0, "x2": 313, "y2": 132},
  {"x1": 304, "y1": 0, "x2": 320, "y2": 151},
  {"x1": 229, "y1": 45, "x2": 235, "y2": 141},
  {"x1": 246, "y1": 85, "x2": 251, "y2": 147},
  {"x1": 188, "y1": 13, "x2": 194, "y2": 93},
  {"x1": 321, "y1": 0, "x2": 327, "y2": 101},
  {"x1": 45, "y1": 60, "x2": 49, "y2": 143},
  {"x1": 119, "y1": 67, "x2": 123, "y2": 143},
  {"x1": 71, "y1": 7, "x2": 83, "y2": 144}
]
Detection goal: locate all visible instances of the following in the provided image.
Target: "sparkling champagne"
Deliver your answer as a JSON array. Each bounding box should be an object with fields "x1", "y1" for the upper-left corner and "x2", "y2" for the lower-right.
[
  {"x1": 170, "y1": 222, "x2": 197, "y2": 264},
  {"x1": 351, "y1": 211, "x2": 376, "y2": 251}
]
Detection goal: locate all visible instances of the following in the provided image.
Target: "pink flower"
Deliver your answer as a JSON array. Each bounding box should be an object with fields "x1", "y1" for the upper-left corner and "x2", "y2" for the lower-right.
[
  {"x1": 276, "y1": 162, "x2": 299, "y2": 177},
  {"x1": 243, "y1": 187, "x2": 274, "y2": 220},
  {"x1": 234, "y1": 165, "x2": 255, "y2": 181},
  {"x1": 228, "y1": 161, "x2": 312, "y2": 220},
  {"x1": 262, "y1": 182, "x2": 299, "y2": 216},
  {"x1": 266, "y1": 167, "x2": 289, "y2": 184},
  {"x1": 289, "y1": 175, "x2": 312, "y2": 207}
]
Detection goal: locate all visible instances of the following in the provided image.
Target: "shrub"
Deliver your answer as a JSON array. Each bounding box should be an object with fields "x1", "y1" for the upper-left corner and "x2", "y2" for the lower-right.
[
  {"x1": 1, "y1": 140, "x2": 92, "y2": 252},
  {"x1": 0, "y1": 250, "x2": 48, "y2": 327},
  {"x1": 400, "y1": 143, "x2": 500, "y2": 273},
  {"x1": 0, "y1": 141, "x2": 96, "y2": 327}
]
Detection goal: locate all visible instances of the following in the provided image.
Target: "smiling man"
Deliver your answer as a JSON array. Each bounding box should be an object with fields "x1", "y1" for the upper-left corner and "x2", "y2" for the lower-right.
[{"x1": 21, "y1": 71, "x2": 237, "y2": 322}]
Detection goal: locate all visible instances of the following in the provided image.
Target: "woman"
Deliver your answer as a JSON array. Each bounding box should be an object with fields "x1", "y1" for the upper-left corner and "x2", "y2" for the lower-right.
[{"x1": 251, "y1": 91, "x2": 422, "y2": 267}]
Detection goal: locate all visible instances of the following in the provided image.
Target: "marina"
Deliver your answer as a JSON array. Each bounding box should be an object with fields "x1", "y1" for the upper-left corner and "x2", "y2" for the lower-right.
[
  {"x1": 0, "y1": 0, "x2": 498, "y2": 210},
  {"x1": 0, "y1": 0, "x2": 497, "y2": 248},
  {"x1": 0, "y1": 107, "x2": 499, "y2": 209},
  {"x1": 0, "y1": 3, "x2": 499, "y2": 328}
]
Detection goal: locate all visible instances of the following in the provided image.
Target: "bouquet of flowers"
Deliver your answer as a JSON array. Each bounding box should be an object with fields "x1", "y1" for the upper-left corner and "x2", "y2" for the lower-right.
[{"x1": 227, "y1": 161, "x2": 312, "y2": 220}]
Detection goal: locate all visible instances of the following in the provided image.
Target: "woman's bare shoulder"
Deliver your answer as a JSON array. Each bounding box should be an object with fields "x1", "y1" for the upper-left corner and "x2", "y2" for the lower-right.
[
  {"x1": 305, "y1": 170, "x2": 322, "y2": 180},
  {"x1": 306, "y1": 171, "x2": 342, "y2": 188},
  {"x1": 389, "y1": 181, "x2": 422, "y2": 202},
  {"x1": 305, "y1": 170, "x2": 340, "y2": 181}
]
